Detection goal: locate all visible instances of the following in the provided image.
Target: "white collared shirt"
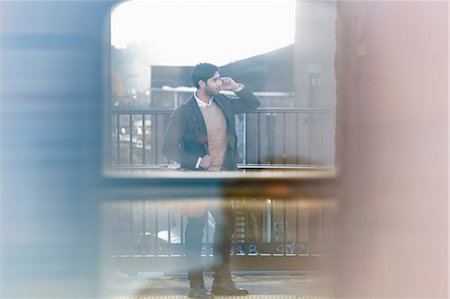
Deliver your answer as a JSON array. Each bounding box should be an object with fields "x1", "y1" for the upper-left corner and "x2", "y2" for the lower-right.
[
  {"x1": 193, "y1": 91, "x2": 213, "y2": 168},
  {"x1": 194, "y1": 91, "x2": 213, "y2": 108}
]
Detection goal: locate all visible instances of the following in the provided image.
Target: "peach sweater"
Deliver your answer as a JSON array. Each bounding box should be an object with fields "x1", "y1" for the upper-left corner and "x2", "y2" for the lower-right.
[{"x1": 199, "y1": 101, "x2": 227, "y2": 171}]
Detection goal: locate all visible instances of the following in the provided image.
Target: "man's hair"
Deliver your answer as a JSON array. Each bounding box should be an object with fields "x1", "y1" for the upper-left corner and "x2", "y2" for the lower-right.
[{"x1": 191, "y1": 63, "x2": 219, "y2": 89}]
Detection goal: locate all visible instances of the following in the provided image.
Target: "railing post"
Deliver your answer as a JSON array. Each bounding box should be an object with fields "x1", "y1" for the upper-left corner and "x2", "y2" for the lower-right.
[
  {"x1": 116, "y1": 114, "x2": 120, "y2": 165},
  {"x1": 129, "y1": 114, "x2": 133, "y2": 164},
  {"x1": 151, "y1": 114, "x2": 157, "y2": 164},
  {"x1": 243, "y1": 114, "x2": 247, "y2": 164},
  {"x1": 142, "y1": 114, "x2": 146, "y2": 165},
  {"x1": 267, "y1": 113, "x2": 275, "y2": 164}
]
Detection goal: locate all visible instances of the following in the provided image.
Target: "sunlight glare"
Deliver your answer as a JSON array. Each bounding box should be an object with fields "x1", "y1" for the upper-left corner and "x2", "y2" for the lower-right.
[{"x1": 111, "y1": 0, "x2": 296, "y2": 65}]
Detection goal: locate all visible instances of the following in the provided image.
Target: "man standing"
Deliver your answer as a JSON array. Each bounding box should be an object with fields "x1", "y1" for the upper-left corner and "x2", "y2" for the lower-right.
[{"x1": 162, "y1": 63, "x2": 260, "y2": 298}]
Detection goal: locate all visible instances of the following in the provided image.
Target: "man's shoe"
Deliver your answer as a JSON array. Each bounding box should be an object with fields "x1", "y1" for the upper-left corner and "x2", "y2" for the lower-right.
[
  {"x1": 211, "y1": 279, "x2": 249, "y2": 296},
  {"x1": 188, "y1": 285, "x2": 214, "y2": 299}
]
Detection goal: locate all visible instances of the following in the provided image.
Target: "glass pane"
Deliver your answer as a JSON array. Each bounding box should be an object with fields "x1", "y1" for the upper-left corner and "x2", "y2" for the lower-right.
[{"x1": 108, "y1": 0, "x2": 336, "y2": 173}]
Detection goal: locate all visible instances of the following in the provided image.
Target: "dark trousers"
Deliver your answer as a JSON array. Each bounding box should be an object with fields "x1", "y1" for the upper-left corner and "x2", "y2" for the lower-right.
[{"x1": 185, "y1": 200, "x2": 235, "y2": 286}]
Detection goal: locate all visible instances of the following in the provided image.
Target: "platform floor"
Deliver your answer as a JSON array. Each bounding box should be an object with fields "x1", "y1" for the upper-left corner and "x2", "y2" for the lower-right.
[{"x1": 99, "y1": 272, "x2": 334, "y2": 298}]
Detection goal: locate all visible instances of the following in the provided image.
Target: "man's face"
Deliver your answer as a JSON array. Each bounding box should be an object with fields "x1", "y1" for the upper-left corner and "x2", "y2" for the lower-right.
[{"x1": 203, "y1": 71, "x2": 222, "y2": 96}]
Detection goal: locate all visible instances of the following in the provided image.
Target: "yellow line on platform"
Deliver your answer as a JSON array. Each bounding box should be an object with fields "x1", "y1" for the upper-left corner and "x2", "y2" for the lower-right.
[{"x1": 107, "y1": 296, "x2": 331, "y2": 299}]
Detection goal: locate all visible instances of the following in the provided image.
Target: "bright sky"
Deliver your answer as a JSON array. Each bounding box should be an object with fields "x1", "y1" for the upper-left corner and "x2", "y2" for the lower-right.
[{"x1": 111, "y1": 0, "x2": 296, "y2": 66}]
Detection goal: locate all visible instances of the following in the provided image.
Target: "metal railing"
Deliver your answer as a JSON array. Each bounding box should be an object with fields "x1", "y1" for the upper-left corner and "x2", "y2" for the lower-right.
[
  {"x1": 109, "y1": 108, "x2": 335, "y2": 169},
  {"x1": 110, "y1": 108, "x2": 172, "y2": 166},
  {"x1": 103, "y1": 197, "x2": 336, "y2": 274}
]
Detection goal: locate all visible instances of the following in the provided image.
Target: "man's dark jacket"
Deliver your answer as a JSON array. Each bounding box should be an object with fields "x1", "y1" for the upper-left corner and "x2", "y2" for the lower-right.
[{"x1": 162, "y1": 87, "x2": 260, "y2": 170}]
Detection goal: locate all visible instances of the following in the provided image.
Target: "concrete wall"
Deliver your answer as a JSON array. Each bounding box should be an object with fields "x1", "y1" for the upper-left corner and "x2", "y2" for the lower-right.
[{"x1": 295, "y1": 0, "x2": 337, "y2": 108}]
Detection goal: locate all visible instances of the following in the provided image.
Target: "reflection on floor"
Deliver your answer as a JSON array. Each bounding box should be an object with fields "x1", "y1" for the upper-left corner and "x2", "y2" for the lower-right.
[{"x1": 101, "y1": 273, "x2": 334, "y2": 298}]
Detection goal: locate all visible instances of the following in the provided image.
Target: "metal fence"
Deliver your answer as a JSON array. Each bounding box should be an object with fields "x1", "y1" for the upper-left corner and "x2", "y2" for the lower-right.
[
  {"x1": 109, "y1": 102, "x2": 335, "y2": 168},
  {"x1": 102, "y1": 197, "x2": 336, "y2": 274}
]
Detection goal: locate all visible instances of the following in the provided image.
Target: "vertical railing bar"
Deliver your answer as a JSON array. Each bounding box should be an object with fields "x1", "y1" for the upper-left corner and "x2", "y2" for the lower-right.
[
  {"x1": 232, "y1": 200, "x2": 237, "y2": 256},
  {"x1": 319, "y1": 200, "x2": 323, "y2": 254},
  {"x1": 118, "y1": 202, "x2": 123, "y2": 255},
  {"x1": 244, "y1": 198, "x2": 248, "y2": 255},
  {"x1": 243, "y1": 114, "x2": 247, "y2": 165},
  {"x1": 308, "y1": 200, "x2": 315, "y2": 255},
  {"x1": 155, "y1": 114, "x2": 159, "y2": 164},
  {"x1": 205, "y1": 201, "x2": 210, "y2": 245},
  {"x1": 283, "y1": 199, "x2": 287, "y2": 256},
  {"x1": 168, "y1": 210, "x2": 172, "y2": 253},
  {"x1": 296, "y1": 198, "x2": 300, "y2": 256},
  {"x1": 151, "y1": 114, "x2": 157, "y2": 164},
  {"x1": 257, "y1": 113, "x2": 261, "y2": 165},
  {"x1": 307, "y1": 201, "x2": 311, "y2": 255},
  {"x1": 321, "y1": 112, "x2": 324, "y2": 166},
  {"x1": 142, "y1": 200, "x2": 146, "y2": 255},
  {"x1": 129, "y1": 202, "x2": 133, "y2": 254},
  {"x1": 206, "y1": 213, "x2": 211, "y2": 257},
  {"x1": 181, "y1": 214, "x2": 185, "y2": 249},
  {"x1": 259, "y1": 199, "x2": 264, "y2": 256},
  {"x1": 142, "y1": 114, "x2": 146, "y2": 165},
  {"x1": 116, "y1": 114, "x2": 120, "y2": 165},
  {"x1": 129, "y1": 114, "x2": 133, "y2": 165},
  {"x1": 112, "y1": 203, "x2": 116, "y2": 255},
  {"x1": 268, "y1": 114, "x2": 274, "y2": 164},
  {"x1": 308, "y1": 114, "x2": 311, "y2": 165},
  {"x1": 295, "y1": 113, "x2": 299, "y2": 165},
  {"x1": 270, "y1": 199, "x2": 274, "y2": 255},
  {"x1": 155, "y1": 204, "x2": 159, "y2": 256},
  {"x1": 283, "y1": 113, "x2": 287, "y2": 164}
]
